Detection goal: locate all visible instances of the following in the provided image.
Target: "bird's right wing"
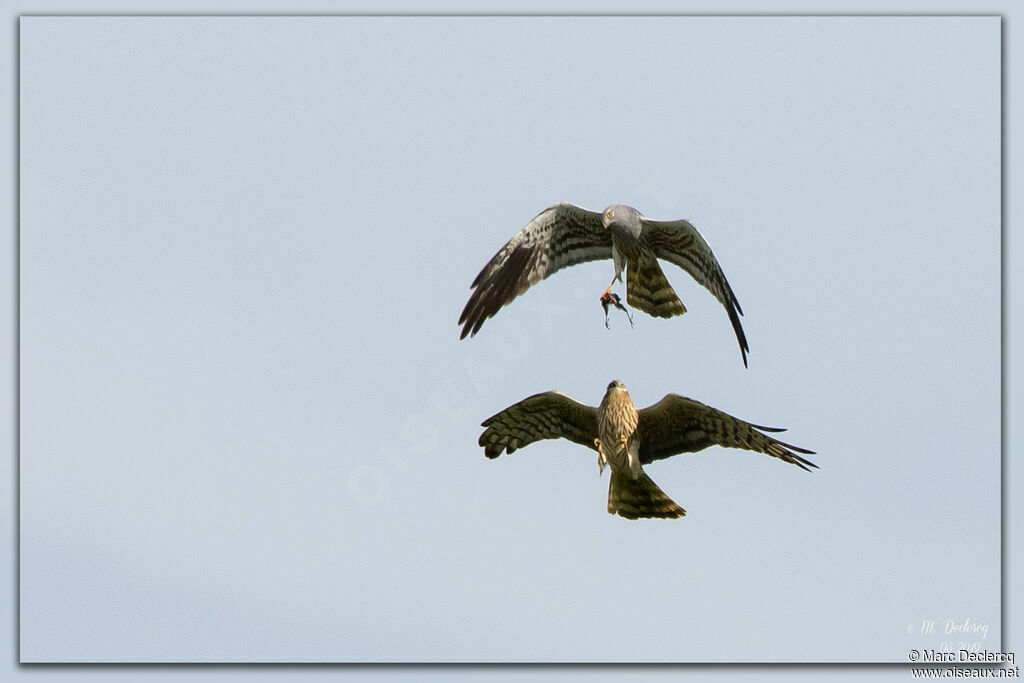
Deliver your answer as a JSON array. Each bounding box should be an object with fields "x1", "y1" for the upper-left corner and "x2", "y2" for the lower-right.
[
  {"x1": 640, "y1": 217, "x2": 749, "y2": 366},
  {"x1": 479, "y1": 391, "x2": 599, "y2": 458},
  {"x1": 635, "y1": 394, "x2": 816, "y2": 471},
  {"x1": 459, "y1": 203, "x2": 612, "y2": 339}
]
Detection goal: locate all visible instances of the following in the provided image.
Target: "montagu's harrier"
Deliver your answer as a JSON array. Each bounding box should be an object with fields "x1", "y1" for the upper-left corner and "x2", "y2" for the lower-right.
[
  {"x1": 479, "y1": 380, "x2": 816, "y2": 520},
  {"x1": 458, "y1": 203, "x2": 750, "y2": 366}
]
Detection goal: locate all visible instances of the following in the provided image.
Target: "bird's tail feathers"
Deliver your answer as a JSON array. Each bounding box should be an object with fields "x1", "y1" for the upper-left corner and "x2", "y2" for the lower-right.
[
  {"x1": 626, "y1": 254, "x2": 687, "y2": 318},
  {"x1": 607, "y1": 469, "x2": 686, "y2": 520}
]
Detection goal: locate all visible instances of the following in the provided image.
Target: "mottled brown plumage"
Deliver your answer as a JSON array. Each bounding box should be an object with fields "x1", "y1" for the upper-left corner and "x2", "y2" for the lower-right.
[
  {"x1": 479, "y1": 381, "x2": 816, "y2": 520},
  {"x1": 607, "y1": 469, "x2": 684, "y2": 520},
  {"x1": 459, "y1": 203, "x2": 749, "y2": 366}
]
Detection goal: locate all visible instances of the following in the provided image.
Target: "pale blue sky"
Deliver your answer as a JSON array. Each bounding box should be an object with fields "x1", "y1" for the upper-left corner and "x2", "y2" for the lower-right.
[{"x1": 4, "y1": 3, "x2": 1016, "y2": 682}]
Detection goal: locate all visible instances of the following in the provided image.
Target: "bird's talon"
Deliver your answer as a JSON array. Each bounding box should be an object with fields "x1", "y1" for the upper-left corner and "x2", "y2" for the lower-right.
[{"x1": 595, "y1": 439, "x2": 607, "y2": 475}]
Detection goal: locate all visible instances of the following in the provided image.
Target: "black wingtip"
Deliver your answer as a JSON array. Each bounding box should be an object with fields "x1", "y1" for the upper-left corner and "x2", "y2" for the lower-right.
[
  {"x1": 751, "y1": 424, "x2": 788, "y2": 433},
  {"x1": 791, "y1": 450, "x2": 819, "y2": 471},
  {"x1": 458, "y1": 243, "x2": 535, "y2": 341},
  {"x1": 725, "y1": 296, "x2": 749, "y2": 368}
]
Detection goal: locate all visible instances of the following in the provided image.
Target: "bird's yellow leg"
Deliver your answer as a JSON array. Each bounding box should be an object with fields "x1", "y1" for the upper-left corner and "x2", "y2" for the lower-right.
[
  {"x1": 602, "y1": 273, "x2": 623, "y2": 296},
  {"x1": 595, "y1": 438, "x2": 607, "y2": 475},
  {"x1": 619, "y1": 434, "x2": 629, "y2": 452}
]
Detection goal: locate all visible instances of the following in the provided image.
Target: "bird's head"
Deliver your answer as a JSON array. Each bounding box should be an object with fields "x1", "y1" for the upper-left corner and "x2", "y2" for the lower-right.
[
  {"x1": 606, "y1": 379, "x2": 627, "y2": 393},
  {"x1": 601, "y1": 205, "x2": 642, "y2": 239}
]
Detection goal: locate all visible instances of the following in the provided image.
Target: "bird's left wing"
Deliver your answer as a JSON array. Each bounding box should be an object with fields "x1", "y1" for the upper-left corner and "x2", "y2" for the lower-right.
[
  {"x1": 635, "y1": 394, "x2": 816, "y2": 470},
  {"x1": 640, "y1": 217, "x2": 749, "y2": 366},
  {"x1": 459, "y1": 203, "x2": 612, "y2": 339},
  {"x1": 479, "y1": 391, "x2": 599, "y2": 458}
]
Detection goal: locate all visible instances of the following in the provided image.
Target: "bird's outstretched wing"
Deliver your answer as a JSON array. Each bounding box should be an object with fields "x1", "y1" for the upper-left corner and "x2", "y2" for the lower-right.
[
  {"x1": 640, "y1": 218, "x2": 749, "y2": 367},
  {"x1": 635, "y1": 394, "x2": 816, "y2": 470},
  {"x1": 479, "y1": 391, "x2": 599, "y2": 458},
  {"x1": 459, "y1": 203, "x2": 612, "y2": 339}
]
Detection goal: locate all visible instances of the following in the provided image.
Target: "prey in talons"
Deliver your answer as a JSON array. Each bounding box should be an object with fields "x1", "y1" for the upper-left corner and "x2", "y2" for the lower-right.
[{"x1": 600, "y1": 291, "x2": 634, "y2": 329}]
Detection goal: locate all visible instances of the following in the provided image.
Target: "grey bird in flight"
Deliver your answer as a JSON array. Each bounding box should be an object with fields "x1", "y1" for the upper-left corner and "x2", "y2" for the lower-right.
[
  {"x1": 458, "y1": 203, "x2": 750, "y2": 366},
  {"x1": 479, "y1": 380, "x2": 816, "y2": 520}
]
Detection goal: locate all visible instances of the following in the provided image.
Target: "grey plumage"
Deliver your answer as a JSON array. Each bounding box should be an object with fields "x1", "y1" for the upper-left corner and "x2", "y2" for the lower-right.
[{"x1": 458, "y1": 202, "x2": 750, "y2": 366}]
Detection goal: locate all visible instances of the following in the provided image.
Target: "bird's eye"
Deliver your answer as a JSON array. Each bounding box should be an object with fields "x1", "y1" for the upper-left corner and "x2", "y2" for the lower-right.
[{"x1": 605, "y1": 211, "x2": 613, "y2": 219}]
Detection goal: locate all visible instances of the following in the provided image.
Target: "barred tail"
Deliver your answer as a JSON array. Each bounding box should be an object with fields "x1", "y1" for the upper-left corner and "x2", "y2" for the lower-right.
[
  {"x1": 626, "y1": 254, "x2": 687, "y2": 318},
  {"x1": 607, "y1": 469, "x2": 686, "y2": 520}
]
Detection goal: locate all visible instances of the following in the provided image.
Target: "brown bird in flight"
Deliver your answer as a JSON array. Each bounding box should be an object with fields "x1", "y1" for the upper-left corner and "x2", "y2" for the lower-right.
[
  {"x1": 458, "y1": 203, "x2": 750, "y2": 366},
  {"x1": 479, "y1": 380, "x2": 816, "y2": 519}
]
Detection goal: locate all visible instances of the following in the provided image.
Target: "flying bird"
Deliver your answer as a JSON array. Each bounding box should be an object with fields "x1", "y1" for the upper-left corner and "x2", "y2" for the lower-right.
[
  {"x1": 479, "y1": 380, "x2": 816, "y2": 520},
  {"x1": 458, "y1": 203, "x2": 750, "y2": 366}
]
